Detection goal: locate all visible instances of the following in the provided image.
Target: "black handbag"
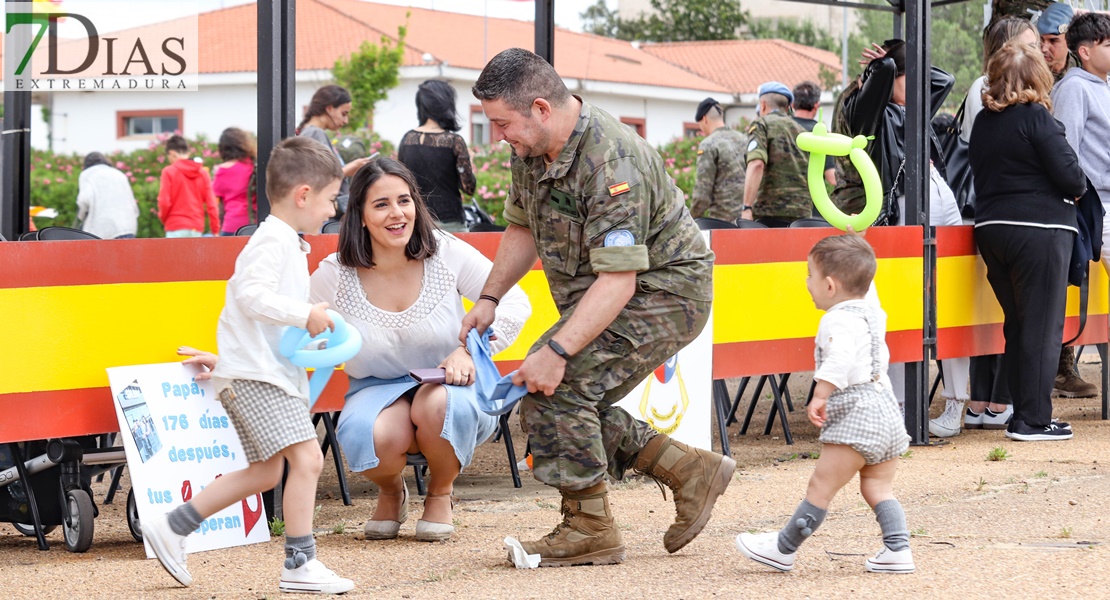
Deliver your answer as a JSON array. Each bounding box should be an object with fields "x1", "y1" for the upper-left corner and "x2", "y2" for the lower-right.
[{"x1": 938, "y1": 96, "x2": 976, "y2": 219}]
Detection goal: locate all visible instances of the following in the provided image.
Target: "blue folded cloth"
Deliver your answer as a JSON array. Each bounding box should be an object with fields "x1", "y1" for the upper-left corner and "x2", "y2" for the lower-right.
[{"x1": 467, "y1": 328, "x2": 529, "y2": 415}]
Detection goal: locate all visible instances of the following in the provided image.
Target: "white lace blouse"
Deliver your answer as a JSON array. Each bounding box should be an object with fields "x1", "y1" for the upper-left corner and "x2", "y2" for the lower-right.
[{"x1": 309, "y1": 231, "x2": 531, "y2": 380}]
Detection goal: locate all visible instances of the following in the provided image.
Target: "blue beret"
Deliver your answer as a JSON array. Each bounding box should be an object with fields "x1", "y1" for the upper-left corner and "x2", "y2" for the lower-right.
[
  {"x1": 758, "y1": 81, "x2": 794, "y2": 104},
  {"x1": 1037, "y1": 2, "x2": 1073, "y2": 36}
]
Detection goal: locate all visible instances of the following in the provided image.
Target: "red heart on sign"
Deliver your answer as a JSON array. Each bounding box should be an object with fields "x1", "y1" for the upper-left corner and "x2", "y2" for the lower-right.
[
  {"x1": 242, "y1": 493, "x2": 263, "y2": 537},
  {"x1": 181, "y1": 480, "x2": 192, "y2": 502}
]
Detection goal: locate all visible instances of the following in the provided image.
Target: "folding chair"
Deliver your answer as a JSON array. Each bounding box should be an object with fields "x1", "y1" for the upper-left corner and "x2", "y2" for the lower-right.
[{"x1": 313, "y1": 411, "x2": 352, "y2": 505}]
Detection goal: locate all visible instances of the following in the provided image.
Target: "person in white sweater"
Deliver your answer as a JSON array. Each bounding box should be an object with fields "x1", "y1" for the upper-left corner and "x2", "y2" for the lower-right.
[
  {"x1": 309, "y1": 157, "x2": 531, "y2": 543},
  {"x1": 76, "y1": 152, "x2": 139, "y2": 239}
]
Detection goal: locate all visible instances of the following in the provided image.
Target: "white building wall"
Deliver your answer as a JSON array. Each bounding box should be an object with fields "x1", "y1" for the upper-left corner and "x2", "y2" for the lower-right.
[{"x1": 35, "y1": 71, "x2": 724, "y2": 156}]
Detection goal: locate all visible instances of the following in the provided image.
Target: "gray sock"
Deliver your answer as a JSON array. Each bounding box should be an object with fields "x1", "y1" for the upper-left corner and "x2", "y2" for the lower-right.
[
  {"x1": 874, "y1": 499, "x2": 910, "y2": 551},
  {"x1": 777, "y1": 499, "x2": 827, "y2": 554},
  {"x1": 284, "y1": 534, "x2": 316, "y2": 570},
  {"x1": 166, "y1": 502, "x2": 203, "y2": 536}
]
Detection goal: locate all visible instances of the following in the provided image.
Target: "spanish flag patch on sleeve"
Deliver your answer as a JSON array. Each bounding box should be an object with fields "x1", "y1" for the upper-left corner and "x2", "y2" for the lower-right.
[{"x1": 608, "y1": 181, "x2": 631, "y2": 197}]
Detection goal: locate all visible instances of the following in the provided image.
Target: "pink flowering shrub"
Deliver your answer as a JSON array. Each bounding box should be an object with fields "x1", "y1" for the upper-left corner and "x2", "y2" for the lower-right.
[{"x1": 30, "y1": 133, "x2": 219, "y2": 238}]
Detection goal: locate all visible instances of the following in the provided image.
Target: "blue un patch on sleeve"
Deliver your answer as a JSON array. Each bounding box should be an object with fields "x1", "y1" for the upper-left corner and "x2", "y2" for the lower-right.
[{"x1": 604, "y1": 230, "x2": 635, "y2": 247}]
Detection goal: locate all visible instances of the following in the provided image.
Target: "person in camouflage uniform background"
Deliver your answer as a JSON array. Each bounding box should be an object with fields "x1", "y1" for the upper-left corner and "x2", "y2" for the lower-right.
[
  {"x1": 742, "y1": 82, "x2": 813, "y2": 227},
  {"x1": 691, "y1": 97, "x2": 747, "y2": 222},
  {"x1": 466, "y1": 48, "x2": 736, "y2": 568}
]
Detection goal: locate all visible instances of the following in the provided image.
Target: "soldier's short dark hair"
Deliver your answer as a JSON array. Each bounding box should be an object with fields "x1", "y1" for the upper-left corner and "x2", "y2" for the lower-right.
[
  {"x1": 338, "y1": 157, "x2": 439, "y2": 269},
  {"x1": 164, "y1": 134, "x2": 189, "y2": 154},
  {"x1": 265, "y1": 136, "x2": 343, "y2": 205},
  {"x1": 809, "y1": 235, "x2": 876, "y2": 297},
  {"x1": 762, "y1": 92, "x2": 791, "y2": 112},
  {"x1": 472, "y1": 48, "x2": 572, "y2": 115},
  {"x1": 1066, "y1": 12, "x2": 1110, "y2": 56},
  {"x1": 792, "y1": 81, "x2": 821, "y2": 111}
]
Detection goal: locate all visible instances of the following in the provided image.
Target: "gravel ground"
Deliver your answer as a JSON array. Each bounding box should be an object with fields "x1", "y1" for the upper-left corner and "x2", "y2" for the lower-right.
[{"x1": 2, "y1": 362, "x2": 1107, "y2": 599}]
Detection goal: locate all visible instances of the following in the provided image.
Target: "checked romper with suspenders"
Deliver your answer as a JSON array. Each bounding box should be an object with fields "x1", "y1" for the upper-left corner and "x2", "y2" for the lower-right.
[{"x1": 816, "y1": 304, "x2": 911, "y2": 465}]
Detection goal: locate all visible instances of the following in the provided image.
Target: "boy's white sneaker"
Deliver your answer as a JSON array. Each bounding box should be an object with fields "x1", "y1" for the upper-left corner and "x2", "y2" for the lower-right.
[
  {"x1": 735, "y1": 531, "x2": 795, "y2": 572},
  {"x1": 864, "y1": 546, "x2": 915, "y2": 573},
  {"x1": 929, "y1": 399, "x2": 965, "y2": 438},
  {"x1": 142, "y1": 515, "x2": 193, "y2": 587},
  {"x1": 279, "y1": 559, "x2": 354, "y2": 594}
]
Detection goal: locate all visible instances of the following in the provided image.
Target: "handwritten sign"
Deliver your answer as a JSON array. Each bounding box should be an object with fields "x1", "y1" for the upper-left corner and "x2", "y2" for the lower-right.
[{"x1": 108, "y1": 362, "x2": 269, "y2": 556}]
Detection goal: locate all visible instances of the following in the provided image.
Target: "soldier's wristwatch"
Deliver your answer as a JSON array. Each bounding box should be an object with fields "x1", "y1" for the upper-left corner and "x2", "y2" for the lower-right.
[{"x1": 547, "y1": 339, "x2": 572, "y2": 360}]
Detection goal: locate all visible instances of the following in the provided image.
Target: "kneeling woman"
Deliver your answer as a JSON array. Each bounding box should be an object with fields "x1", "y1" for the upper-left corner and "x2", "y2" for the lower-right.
[{"x1": 310, "y1": 158, "x2": 530, "y2": 541}]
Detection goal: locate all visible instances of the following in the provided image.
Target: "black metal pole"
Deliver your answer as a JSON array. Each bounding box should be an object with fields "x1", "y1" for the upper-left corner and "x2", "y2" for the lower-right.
[
  {"x1": 535, "y1": 0, "x2": 555, "y2": 64},
  {"x1": 903, "y1": 0, "x2": 933, "y2": 445},
  {"x1": 256, "y1": 0, "x2": 296, "y2": 223},
  {"x1": 2, "y1": 1, "x2": 33, "y2": 241}
]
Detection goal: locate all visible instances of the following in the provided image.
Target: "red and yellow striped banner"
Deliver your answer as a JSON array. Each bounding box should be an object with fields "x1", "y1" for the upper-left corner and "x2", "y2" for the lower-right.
[
  {"x1": 709, "y1": 227, "x2": 923, "y2": 379},
  {"x1": 935, "y1": 226, "x2": 1108, "y2": 360}
]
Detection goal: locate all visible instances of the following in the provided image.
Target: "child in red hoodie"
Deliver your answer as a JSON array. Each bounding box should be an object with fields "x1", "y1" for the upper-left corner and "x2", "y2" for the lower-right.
[{"x1": 158, "y1": 135, "x2": 220, "y2": 237}]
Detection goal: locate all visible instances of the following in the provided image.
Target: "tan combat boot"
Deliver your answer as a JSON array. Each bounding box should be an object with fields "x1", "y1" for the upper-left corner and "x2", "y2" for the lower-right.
[
  {"x1": 634, "y1": 434, "x2": 736, "y2": 553},
  {"x1": 1054, "y1": 346, "x2": 1097, "y2": 398},
  {"x1": 519, "y1": 481, "x2": 626, "y2": 567}
]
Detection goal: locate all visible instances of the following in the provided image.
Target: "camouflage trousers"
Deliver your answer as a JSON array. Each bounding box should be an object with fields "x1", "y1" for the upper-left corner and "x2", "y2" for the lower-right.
[{"x1": 521, "y1": 290, "x2": 711, "y2": 491}]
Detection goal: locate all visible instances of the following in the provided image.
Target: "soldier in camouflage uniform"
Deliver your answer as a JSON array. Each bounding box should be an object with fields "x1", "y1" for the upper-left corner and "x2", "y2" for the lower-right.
[
  {"x1": 742, "y1": 82, "x2": 812, "y2": 227},
  {"x1": 466, "y1": 48, "x2": 736, "y2": 567},
  {"x1": 691, "y1": 97, "x2": 746, "y2": 221}
]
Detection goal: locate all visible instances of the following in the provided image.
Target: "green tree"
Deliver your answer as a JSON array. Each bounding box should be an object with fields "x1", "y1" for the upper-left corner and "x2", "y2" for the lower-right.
[
  {"x1": 748, "y1": 17, "x2": 840, "y2": 53},
  {"x1": 581, "y1": 0, "x2": 748, "y2": 42},
  {"x1": 331, "y1": 19, "x2": 408, "y2": 132},
  {"x1": 931, "y1": 0, "x2": 985, "y2": 111}
]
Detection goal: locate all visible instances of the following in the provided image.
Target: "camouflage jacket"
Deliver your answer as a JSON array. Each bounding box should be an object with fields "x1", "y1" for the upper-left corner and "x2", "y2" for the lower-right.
[
  {"x1": 503, "y1": 99, "x2": 714, "y2": 311},
  {"x1": 745, "y1": 111, "x2": 812, "y2": 220},
  {"x1": 691, "y1": 126, "x2": 746, "y2": 221}
]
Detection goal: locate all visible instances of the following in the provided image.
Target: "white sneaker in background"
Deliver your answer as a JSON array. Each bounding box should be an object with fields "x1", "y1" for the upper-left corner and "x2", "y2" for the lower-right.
[
  {"x1": 981, "y1": 405, "x2": 1013, "y2": 430},
  {"x1": 929, "y1": 398, "x2": 965, "y2": 438}
]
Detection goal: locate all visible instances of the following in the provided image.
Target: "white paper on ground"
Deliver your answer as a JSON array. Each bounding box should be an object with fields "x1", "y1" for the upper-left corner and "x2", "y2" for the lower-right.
[{"x1": 503, "y1": 536, "x2": 540, "y2": 569}]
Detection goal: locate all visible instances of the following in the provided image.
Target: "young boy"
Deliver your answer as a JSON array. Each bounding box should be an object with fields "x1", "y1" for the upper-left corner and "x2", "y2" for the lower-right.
[
  {"x1": 157, "y1": 134, "x2": 221, "y2": 237},
  {"x1": 1052, "y1": 12, "x2": 1110, "y2": 273},
  {"x1": 736, "y1": 235, "x2": 913, "y2": 574},
  {"x1": 143, "y1": 137, "x2": 353, "y2": 594}
]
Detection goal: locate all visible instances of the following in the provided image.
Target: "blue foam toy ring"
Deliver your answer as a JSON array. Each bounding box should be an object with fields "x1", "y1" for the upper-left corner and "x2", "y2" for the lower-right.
[
  {"x1": 280, "y1": 309, "x2": 362, "y2": 409},
  {"x1": 795, "y1": 121, "x2": 882, "y2": 231}
]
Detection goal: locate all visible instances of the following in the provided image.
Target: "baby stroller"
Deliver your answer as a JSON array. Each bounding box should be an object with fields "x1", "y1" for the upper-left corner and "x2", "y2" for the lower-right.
[{"x1": 0, "y1": 437, "x2": 135, "y2": 552}]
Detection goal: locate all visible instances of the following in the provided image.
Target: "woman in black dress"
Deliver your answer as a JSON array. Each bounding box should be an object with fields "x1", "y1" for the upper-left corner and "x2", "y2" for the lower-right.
[{"x1": 397, "y1": 80, "x2": 477, "y2": 232}]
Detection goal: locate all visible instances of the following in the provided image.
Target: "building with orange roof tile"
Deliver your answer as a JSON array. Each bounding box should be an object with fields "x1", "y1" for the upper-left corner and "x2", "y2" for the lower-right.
[{"x1": 24, "y1": 0, "x2": 839, "y2": 154}]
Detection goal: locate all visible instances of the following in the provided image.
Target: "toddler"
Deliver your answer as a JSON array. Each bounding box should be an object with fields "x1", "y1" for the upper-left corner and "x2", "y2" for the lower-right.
[{"x1": 736, "y1": 234, "x2": 913, "y2": 574}]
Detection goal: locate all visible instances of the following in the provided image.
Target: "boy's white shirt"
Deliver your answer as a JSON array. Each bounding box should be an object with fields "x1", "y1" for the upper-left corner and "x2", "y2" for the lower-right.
[
  {"x1": 813, "y1": 286, "x2": 894, "y2": 394},
  {"x1": 210, "y1": 215, "x2": 313, "y2": 401}
]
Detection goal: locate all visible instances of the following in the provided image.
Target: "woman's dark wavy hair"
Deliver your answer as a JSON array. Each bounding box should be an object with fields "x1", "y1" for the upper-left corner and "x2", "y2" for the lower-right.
[
  {"x1": 298, "y1": 84, "x2": 352, "y2": 131},
  {"x1": 337, "y1": 157, "x2": 439, "y2": 268},
  {"x1": 416, "y1": 80, "x2": 461, "y2": 132},
  {"x1": 218, "y1": 127, "x2": 256, "y2": 162}
]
